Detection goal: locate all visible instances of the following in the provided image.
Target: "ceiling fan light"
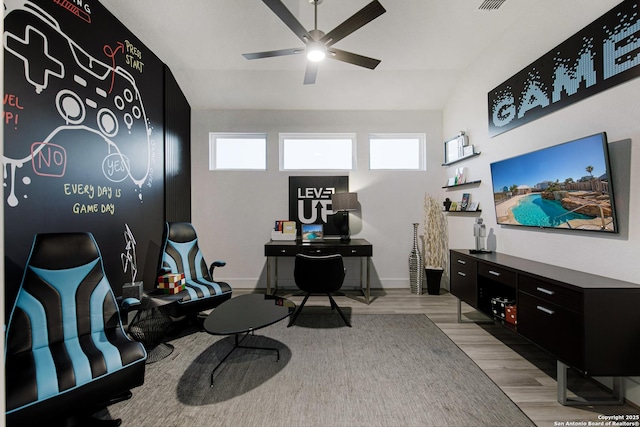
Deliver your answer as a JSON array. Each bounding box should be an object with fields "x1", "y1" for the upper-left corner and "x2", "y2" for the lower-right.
[{"x1": 307, "y1": 44, "x2": 326, "y2": 62}]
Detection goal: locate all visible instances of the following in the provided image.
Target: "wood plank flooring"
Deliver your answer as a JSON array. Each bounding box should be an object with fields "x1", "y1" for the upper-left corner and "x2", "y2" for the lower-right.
[{"x1": 236, "y1": 288, "x2": 640, "y2": 427}]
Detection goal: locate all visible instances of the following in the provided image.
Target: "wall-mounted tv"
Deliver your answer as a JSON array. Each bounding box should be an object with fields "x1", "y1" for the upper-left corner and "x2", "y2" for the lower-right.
[{"x1": 489, "y1": 132, "x2": 618, "y2": 233}]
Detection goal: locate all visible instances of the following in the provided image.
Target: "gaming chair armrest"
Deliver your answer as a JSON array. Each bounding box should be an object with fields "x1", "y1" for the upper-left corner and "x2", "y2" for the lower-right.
[
  {"x1": 120, "y1": 297, "x2": 142, "y2": 317},
  {"x1": 209, "y1": 260, "x2": 226, "y2": 278}
]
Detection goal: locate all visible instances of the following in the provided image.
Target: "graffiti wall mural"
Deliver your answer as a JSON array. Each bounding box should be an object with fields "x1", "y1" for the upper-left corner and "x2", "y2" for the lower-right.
[{"x1": 3, "y1": 0, "x2": 165, "y2": 319}]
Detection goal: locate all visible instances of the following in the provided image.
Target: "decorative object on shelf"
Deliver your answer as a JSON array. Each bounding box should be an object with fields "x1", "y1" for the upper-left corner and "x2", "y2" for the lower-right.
[
  {"x1": 467, "y1": 201, "x2": 479, "y2": 212},
  {"x1": 470, "y1": 217, "x2": 492, "y2": 254},
  {"x1": 443, "y1": 198, "x2": 452, "y2": 211},
  {"x1": 444, "y1": 131, "x2": 474, "y2": 165},
  {"x1": 449, "y1": 201, "x2": 458, "y2": 212},
  {"x1": 423, "y1": 194, "x2": 448, "y2": 295},
  {"x1": 408, "y1": 222, "x2": 424, "y2": 294},
  {"x1": 121, "y1": 223, "x2": 142, "y2": 299},
  {"x1": 331, "y1": 192, "x2": 359, "y2": 242},
  {"x1": 455, "y1": 167, "x2": 466, "y2": 185},
  {"x1": 461, "y1": 193, "x2": 470, "y2": 211}
]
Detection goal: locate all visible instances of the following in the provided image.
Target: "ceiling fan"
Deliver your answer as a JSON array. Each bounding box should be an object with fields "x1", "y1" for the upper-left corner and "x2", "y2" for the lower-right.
[{"x1": 243, "y1": 0, "x2": 386, "y2": 85}]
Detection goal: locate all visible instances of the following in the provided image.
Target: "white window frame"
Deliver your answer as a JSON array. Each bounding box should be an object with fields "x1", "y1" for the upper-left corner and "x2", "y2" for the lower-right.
[
  {"x1": 368, "y1": 133, "x2": 426, "y2": 171},
  {"x1": 279, "y1": 133, "x2": 356, "y2": 171},
  {"x1": 209, "y1": 133, "x2": 267, "y2": 171}
]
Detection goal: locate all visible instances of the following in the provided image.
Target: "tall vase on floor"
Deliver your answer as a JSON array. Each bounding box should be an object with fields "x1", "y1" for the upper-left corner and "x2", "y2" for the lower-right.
[{"x1": 409, "y1": 223, "x2": 424, "y2": 294}]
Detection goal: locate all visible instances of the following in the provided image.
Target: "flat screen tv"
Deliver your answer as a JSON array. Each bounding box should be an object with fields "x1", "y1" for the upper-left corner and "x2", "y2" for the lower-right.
[{"x1": 489, "y1": 132, "x2": 618, "y2": 233}]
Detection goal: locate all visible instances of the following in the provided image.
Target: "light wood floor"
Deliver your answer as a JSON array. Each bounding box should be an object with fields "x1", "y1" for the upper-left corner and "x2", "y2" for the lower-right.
[{"x1": 236, "y1": 288, "x2": 640, "y2": 427}]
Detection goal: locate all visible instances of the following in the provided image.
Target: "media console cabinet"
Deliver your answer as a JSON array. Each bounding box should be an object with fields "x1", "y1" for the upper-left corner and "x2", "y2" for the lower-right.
[{"x1": 450, "y1": 249, "x2": 640, "y2": 405}]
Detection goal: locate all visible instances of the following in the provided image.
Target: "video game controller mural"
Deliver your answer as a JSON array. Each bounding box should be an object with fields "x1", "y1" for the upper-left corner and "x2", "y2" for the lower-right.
[{"x1": 3, "y1": 0, "x2": 167, "y2": 310}]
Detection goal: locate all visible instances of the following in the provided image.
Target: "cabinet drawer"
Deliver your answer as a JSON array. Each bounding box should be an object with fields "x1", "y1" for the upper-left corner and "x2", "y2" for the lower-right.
[
  {"x1": 450, "y1": 252, "x2": 477, "y2": 306},
  {"x1": 478, "y1": 263, "x2": 517, "y2": 288},
  {"x1": 451, "y1": 252, "x2": 475, "y2": 273},
  {"x1": 519, "y1": 275, "x2": 582, "y2": 313},
  {"x1": 518, "y1": 292, "x2": 584, "y2": 370}
]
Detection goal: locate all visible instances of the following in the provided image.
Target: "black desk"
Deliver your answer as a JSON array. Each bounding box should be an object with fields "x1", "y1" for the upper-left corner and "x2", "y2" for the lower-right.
[{"x1": 264, "y1": 238, "x2": 373, "y2": 304}]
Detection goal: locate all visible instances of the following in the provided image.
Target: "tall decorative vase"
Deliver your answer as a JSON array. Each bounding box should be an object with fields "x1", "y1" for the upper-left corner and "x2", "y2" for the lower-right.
[{"x1": 409, "y1": 223, "x2": 424, "y2": 294}]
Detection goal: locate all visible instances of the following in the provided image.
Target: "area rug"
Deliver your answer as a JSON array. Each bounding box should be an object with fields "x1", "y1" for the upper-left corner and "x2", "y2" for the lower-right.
[{"x1": 108, "y1": 314, "x2": 535, "y2": 427}]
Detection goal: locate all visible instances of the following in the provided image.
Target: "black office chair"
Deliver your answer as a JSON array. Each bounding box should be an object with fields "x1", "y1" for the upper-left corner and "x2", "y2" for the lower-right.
[
  {"x1": 158, "y1": 222, "x2": 233, "y2": 321},
  {"x1": 288, "y1": 253, "x2": 351, "y2": 327},
  {"x1": 5, "y1": 232, "x2": 147, "y2": 426}
]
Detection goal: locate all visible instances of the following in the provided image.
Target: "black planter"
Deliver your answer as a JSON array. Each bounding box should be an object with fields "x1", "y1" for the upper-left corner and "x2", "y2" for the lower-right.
[{"x1": 425, "y1": 268, "x2": 444, "y2": 295}]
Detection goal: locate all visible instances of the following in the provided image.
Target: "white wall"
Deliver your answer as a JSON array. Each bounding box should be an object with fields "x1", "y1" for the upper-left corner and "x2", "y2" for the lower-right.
[
  {"x1": 443, "y1": 0, "x2": 639, "y2": 286},
  {"x1": 191, "y1": 109, "x2": 444, "y2": 289},
  {"x1": 442, "y1": 0, "x2": 640, "y2": 404}
]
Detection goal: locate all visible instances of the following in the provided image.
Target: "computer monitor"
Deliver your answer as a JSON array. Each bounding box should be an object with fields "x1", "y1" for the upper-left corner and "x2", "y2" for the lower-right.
[{"x1": 301, "y1": 224, "x2": 324, "y2": 243}]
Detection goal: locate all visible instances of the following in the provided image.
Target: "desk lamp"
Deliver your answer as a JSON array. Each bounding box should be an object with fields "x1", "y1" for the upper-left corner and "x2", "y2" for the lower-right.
[{"x1": 331, "y1": 192, "x2": 358, "y2": 242}]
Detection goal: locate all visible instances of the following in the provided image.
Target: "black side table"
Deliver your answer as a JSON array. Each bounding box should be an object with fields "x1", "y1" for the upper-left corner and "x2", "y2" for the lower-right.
[{"x1": 128, "y1": 289, "x2": 187, "y2": 363}]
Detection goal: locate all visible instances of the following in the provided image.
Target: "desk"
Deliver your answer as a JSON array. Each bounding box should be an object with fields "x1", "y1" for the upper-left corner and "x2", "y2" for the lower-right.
[{"x1": 264, "y1": 238, "x2": 373, "y2": 304}]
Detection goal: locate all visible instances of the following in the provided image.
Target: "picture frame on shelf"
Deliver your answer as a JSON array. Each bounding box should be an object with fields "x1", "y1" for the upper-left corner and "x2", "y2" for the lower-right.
[
  {"x1": 468, "y1": 201, "x2": 479, "y2": 212},
  {"x1": 461, "y1": 193, "x2": 470, "y2": 211},
  {"x1": 444, "y1": 136, "x2": 461, "y2": 164}
]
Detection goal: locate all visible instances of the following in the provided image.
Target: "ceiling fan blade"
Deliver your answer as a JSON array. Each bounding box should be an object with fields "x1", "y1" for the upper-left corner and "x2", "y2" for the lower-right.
[
  {"x1": 303, "y1": 62, "x2": 319, "y2": 85},
  {"x1": 328, "y1": 48, "x2": 381, "y2": 69},
  {"x1": 262, "y1": 0, "x2": 313, "y2": 44},
  {"x1": 243, "y1": 48, "x2": 302, "y2": 60},
  {"x1": 320, "y1": 0, "x2": 386, "y2": 47}
]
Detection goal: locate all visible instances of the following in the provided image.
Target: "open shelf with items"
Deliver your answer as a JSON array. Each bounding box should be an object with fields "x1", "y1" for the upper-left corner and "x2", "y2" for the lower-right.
[
  {"x1": 442, "y1": 152, "x2": 480, "y2": 166},
  {"x1": 443, "y1": 180, "x2": 481, "y2": 189},
  {"x1": 443, "y1": 209, "x2": 482, "y2": 213}
]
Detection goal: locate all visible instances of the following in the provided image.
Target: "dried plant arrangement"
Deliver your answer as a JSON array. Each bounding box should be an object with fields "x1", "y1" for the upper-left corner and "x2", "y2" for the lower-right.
[{"x1": 423, "y1": 193, "x2": 448, "y2": 270}]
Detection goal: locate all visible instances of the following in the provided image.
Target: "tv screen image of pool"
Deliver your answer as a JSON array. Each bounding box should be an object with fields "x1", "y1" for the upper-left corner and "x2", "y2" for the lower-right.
[{"x1": 489, "y1": 132, "x2": 618, "y2": 233}]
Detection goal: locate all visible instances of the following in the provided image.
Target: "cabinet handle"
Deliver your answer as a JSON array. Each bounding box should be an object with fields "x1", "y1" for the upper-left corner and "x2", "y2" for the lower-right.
[
  {"x1": 457, "y1": 259, "x2": 466, "y2": 265},
  {"x1": 489, "y1": 270, "x2": 501, "y2": 277},
  {"x1": 536, "y1": 305, "x2": 555, "y2": 315},
  {"x1": 536, "y1": 286, "x2": 555, "y2": 296},
  {"x1": 457, "y1": 272, "x2": 466, "y2": 277}
]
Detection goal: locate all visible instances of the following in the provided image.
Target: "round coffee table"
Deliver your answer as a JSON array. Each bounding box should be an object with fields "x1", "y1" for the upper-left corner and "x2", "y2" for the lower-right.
[{"x1": 204, "y1": 293, "x2": 295, "y2": 386}]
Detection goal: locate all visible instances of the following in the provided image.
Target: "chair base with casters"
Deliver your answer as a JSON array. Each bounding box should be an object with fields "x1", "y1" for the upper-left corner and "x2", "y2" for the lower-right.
[
  {"x1": 5, "y1": 232, "x2": 147, "y2": 426},
  {"x1": 158, "y1": 222, "x2": 233, "y2": 327},
  {"x1": 288, "y1": 253, "x2": 352, "y2": 327}
]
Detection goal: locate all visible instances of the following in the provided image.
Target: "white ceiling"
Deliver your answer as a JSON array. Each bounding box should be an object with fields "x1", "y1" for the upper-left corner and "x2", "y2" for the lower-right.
[{"x1": 100, "y1": 0, "x2": 536, "y2": 111}]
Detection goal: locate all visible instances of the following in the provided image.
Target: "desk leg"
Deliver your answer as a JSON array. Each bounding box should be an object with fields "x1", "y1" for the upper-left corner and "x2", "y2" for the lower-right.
[
  {"x1": 266, "y1": 256, "x2": 279, "y2": 295},
  {"x1": 267, "y1": 256, "x2": 271, "y2": 294},
  {"x1": 359, "y1": 256, "x2": 371, "y2": 304}
]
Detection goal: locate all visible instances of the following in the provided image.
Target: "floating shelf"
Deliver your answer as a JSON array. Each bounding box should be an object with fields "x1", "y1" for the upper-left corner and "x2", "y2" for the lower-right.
[
  {"x1": 442, "y1": 180, "x2": 481, "y2": 189},
  {"x1": 442, "y1": 152, "x2": 481, "y2": 166},
  {"x1": 443, "y1": 210, "x2": 482, "y2": 214}
]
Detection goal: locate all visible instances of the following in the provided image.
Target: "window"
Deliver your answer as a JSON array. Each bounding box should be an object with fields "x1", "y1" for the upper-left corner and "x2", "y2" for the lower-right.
[
  {"x1": 369, "y1": 133, "x2": 426, "y2": 170},
  {"x1": 209, "y1": 133, "x2": 266, "y2": 170},
  {"x1": 280, "y1": 133, "x2": 356, "y2": 171}
]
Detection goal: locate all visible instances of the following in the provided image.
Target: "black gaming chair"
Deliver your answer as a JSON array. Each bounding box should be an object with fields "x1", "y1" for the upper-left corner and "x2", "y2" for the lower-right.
[
  {"x1": 158, "y1": 222, "x2": 232, "y2": 320},
  {"x1": 5, "y1": 232, "x2": 147, "y2": 426},
  {"x1": 288, "y1": 253, "x2": 351, "y2": 327}
]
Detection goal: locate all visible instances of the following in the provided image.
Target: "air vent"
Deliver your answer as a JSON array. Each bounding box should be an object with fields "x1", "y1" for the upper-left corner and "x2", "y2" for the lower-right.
[{"x1": 478, "y1": 0, "x2": 507, "y2": 10}]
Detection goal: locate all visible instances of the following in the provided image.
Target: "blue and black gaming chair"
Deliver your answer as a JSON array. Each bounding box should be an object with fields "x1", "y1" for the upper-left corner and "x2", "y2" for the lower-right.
[
  {"x1": 5, "y1": 232, "x2": 147, "y2": 426},
  {"x1": 158, "y1": 222, "x2": 232, "y2": 319}
]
